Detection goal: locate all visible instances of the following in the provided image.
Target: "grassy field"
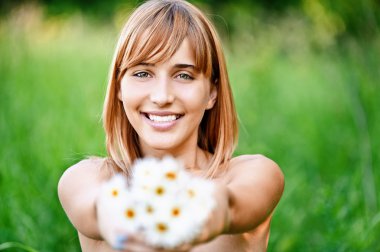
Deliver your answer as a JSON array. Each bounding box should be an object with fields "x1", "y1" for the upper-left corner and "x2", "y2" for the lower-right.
[{"x1": 0, "y1": 5, "x2": 379, "y2": 252}]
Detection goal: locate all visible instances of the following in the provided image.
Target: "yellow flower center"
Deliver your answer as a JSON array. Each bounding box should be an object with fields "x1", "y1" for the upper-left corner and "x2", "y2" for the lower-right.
[
  {"x1": 146, "y1": 205, "x2": 154, "y2": 214},
  {"x1": 171, "y1": 207, "x2": 181, "y2": 217},
  {"x1": 155, "y1": 186, "x2": 165, "y2": 196},
  {"x1": 156, "y1": 223, "x2": 168, "y2": 233},
  {"x1": 111, "y1": 189, "x2": 118, "y2": 197},
  {"x1": 125, "y1": 208, "x2": 135, "y2": 219},
  {"x1": 165, "y1": 171, "x2": 177, "y2": 180},
  {"x1": 187, "y1": 189, "x2": 195, "y2": 198}
]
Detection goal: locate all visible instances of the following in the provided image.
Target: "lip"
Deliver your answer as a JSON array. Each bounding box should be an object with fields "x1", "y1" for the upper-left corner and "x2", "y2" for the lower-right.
[
  {"x1": 142, "y1": 111, "x2": 184, "y2": 116},
  {"x1": 141, "y1": 111, "x2": 183, "y2": 131}
]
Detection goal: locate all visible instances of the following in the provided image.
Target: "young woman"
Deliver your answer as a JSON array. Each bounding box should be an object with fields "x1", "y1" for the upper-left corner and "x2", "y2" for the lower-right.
[{"x1": 58, "y1": 0, "x2": 284, "y2": 251}]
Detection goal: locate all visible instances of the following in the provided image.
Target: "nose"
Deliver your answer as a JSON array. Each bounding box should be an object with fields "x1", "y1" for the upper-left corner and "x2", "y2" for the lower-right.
[{"x1": 150, "y1": 76, "x2": 174, "y2": 106}]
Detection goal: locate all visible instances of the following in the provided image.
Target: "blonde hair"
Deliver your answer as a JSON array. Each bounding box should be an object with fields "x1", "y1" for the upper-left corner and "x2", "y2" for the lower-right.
[{"x1": 103, "y1": 0, "x2": 237, "y2": 178}]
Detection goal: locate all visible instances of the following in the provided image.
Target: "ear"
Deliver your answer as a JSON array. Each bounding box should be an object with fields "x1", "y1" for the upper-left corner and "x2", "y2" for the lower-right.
[{"x1": 206, "y1": 85, "x2": 217, "y2": 110}]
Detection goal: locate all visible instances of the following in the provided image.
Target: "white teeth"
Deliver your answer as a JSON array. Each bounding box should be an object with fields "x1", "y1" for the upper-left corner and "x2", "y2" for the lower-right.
[{"x1": 148, "y1": 114, "x2": 178, "y2": 122}]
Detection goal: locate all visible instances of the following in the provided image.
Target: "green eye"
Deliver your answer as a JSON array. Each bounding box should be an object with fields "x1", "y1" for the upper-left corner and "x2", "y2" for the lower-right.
[
  {"x1": 178, "y1": 73, "x2": 193, "y2": 80},
  {"x1": 134, "y1": 72, "x2": 150, "y2": 78}
]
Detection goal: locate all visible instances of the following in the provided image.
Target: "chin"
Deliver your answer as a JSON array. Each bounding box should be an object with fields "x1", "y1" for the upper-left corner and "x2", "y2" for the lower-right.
[{"x1": 142, "y1": 138, "x2": 180, "y2": 153}]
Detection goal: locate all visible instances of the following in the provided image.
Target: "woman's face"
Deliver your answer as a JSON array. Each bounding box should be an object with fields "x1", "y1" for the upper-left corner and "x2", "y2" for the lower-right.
[{"x1": 120, "y1": 39, "x2": 217, "y2": 155}]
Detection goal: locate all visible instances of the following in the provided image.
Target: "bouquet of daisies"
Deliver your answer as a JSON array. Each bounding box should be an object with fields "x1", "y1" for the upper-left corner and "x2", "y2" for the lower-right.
[{"x1": 97, "y1": 156, "x2": 216, "y2": 249}]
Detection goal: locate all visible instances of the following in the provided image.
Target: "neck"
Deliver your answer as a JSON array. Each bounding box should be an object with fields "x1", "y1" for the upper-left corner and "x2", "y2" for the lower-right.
[{"x1": 140, "y1": 142, "x2": 209, "y2": 171}]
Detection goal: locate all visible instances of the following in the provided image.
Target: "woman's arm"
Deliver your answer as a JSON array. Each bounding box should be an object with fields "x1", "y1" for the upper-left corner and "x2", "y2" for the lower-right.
[
  {"x1": 175, "y1": 154, "x2": 284, "y2": 249},
  {"x1": 58, "y1": 158, "x2": 108, "y2": 240},
  {"x1": 224, "y1": 154, "x2": 285, "y2": 233}
]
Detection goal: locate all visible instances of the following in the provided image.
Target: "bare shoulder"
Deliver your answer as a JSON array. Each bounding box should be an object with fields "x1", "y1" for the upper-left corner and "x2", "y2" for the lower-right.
[
  {"x1": 58, "y1": 157, "x2": 110, "y2": 185},
  {"x1": 229, "y1": 154, "x2": 284, "y2": 184},
  {"x1": 227, "y1": 154, "x2": 284, "y2": 212},
  {"x1": 58, "y1": 157, "x2": 111, "y2": 239},
  {"x1": 230, "y1": 154, "x2": 278, "y2": 168},
  {"x1": 227, "y1": 154, "x2": 285, "y2": 198},
  {"x1": 58, "y1": 157, "x2": 110, "y2": 200}
]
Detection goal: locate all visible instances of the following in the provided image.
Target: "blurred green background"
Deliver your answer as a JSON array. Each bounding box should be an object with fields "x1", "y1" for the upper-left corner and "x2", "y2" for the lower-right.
[{"x1": 0, "y1": 0, "x2": 379, "y2": 251}]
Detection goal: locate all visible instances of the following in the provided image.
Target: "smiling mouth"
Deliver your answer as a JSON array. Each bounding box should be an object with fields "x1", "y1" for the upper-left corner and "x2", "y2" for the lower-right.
[{"x1": 142, "y1": 113, "x2": 183, "y2": 122}]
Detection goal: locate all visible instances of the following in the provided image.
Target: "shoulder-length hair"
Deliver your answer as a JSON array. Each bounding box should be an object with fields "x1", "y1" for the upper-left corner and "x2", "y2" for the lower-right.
[{"x1": 103, "y1": 0, "x2": 237, "y2": 178}]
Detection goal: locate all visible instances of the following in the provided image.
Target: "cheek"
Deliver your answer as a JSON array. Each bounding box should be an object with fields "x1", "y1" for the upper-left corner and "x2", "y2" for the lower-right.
[
  {"x1": 120, "y1": 87, "x2": 142, "y2": 127},
  {"x1": 121, "y1": 94, "x2": 134, "y2": 113},
  {"x1": 177, "y1": 85, "x2": 211, "y2": 111},
  {"x1": 120, "y1": 84, "x2": 144, "y2": 109}
]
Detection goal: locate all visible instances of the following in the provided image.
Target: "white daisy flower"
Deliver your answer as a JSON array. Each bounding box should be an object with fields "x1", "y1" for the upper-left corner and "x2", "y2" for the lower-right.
[
  {"x1": 130, "y1": 156, "x2": 189, "y2": 201},
  {"x1": 118, "y1": 196, "x2": 143, "y2": 233},
  {"x1": 130, "y1": 177, "x2": 175, "y2": 208},
  {"x1": 99, "y1": 173, "x2": 128, "y2": 200},
  {"x1": 131, "y1": 157, "x2": 162, "y2": 188},
  {"x1": 134, "y1": 197, "x2": 160, "y2": 229},
  {"x1": 180, "y1": 178, "x2": 216, "y2": 225},
  {"x1": 143, "y1": 196, "x2": 196, "y2": 248},
  {"x1": 97, "y1": 175, "x2": 139, "y2": 246},
  {"x1": 160, "y1": 156, "x2": 190, "y2": 184},
  {"x1": 97, "y1": 156, "x2": 217, "y2": 249}
]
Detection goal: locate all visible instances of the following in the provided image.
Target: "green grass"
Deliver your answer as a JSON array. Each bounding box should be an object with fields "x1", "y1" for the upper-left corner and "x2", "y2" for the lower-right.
[{"x1": 0, "y1": 6, "x2": 379, "y2": 252}]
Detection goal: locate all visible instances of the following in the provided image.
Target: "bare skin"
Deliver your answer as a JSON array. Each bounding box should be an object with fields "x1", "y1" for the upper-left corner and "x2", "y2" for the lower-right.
[{"x1": 58, "y1": 153, "x2": 284, "y2": 252}]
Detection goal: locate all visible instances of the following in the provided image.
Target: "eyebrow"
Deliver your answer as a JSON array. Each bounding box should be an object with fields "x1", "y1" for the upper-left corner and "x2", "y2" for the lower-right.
[
  {"x1": 174, "y1": 64, "x2": 197, "y2": 70},
  {"x1": 138, "y1": 63, "x2": 199, "y2": 71}
]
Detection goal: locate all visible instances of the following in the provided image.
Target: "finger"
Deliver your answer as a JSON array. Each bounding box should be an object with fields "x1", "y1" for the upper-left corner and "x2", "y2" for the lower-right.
[
  {"x1": 112, "y1": 233, "x2": 159, "y2": 252},
  {"x1": 111, "y1": 234, "x2": 129, "y2": 250},
  {"x1": 170, "y1": 244, "x2": 192, "y2": 252},
  {"x1": 122, "y1": 242, "x2": 159, "y2": 252},
  {"x1": 126, "y1": 240, "x2": 192, "y2": 252}
]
